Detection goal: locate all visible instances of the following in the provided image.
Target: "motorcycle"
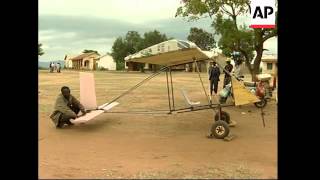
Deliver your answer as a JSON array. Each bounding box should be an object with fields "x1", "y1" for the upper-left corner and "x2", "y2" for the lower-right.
[
  {"x1": 242, "y1": 74, "x2": 273, "y2": 108},
  {"x1": 218, "y1": 74, "x2": 273, "y2": 108}
]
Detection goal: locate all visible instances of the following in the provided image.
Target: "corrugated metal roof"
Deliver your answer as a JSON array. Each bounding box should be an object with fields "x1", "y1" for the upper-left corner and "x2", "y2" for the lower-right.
[{"x1": 71, "y1": 52, "x2": 98, "y2": 60}]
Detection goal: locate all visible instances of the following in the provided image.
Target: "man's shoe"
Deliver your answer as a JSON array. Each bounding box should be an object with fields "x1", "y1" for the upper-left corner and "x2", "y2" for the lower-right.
[
  {"x1": 56, "y1": 122, "x2": 64, "y2": 129},
  {"x1": 228, "y1": 120, "x2": 237, "y2": 127},
  {"x1": 66, "y1": 119, "x2": 74, "y2": 126}
]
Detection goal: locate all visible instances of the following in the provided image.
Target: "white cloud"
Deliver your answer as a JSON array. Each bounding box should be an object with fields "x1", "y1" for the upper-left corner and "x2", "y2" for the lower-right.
[
  {"x1": 264, "y1": 37, "x2": 277, "y2": 54},
  {"x1": 39, "y1": 0, "x2": 277, "y2": 61},
  {"x1": 39, "y1": 0, "x2": 182, "y2": 23}
]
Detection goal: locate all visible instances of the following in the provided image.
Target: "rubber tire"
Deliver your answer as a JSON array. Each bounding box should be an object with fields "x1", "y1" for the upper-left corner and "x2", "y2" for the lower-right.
[
  {"x1": 254, "y1": 98, "x2": 267, "y2": 108},
  {"x1": 214, "y1": 111, "x2": 231, "y2": 124},
  {"x1": 211, "y1": 120, "x2": 230, "y2": 139}
]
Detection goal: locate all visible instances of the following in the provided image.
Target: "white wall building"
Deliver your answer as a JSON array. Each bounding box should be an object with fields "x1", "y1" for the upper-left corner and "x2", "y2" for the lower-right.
[
  {"x1": 64, "y1": 54, "x2": 77, "y2": 68},
  {"x1": 261, "y1": 54, "x2": 277, "y2": 75},
  {"x1": 98, "y1": 54, "x2": 117, "y2": 70}
]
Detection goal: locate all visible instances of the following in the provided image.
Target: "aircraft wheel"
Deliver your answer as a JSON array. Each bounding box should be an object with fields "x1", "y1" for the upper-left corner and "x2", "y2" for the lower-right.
[
  {"x1": 211, "y1": 120, "x2": 230, "y2": 139},
  {"x1": 214, "y1": 111, "x2": 230, "y2": 124},
  {"x1": 254, "y1": 98, "x2": 267, "y2": 108}
]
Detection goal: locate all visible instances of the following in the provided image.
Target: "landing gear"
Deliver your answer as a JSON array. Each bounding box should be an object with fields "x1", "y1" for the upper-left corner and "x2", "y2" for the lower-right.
[
  {"x1": 209, "y1": 106, "x2": 231, "y2": 139},
  {"x1": 211, "y1": 120, "x2": 230, "y2": 139},
  {"x1": 214, "y1": 111, "x2": 230, "y2": 124}
]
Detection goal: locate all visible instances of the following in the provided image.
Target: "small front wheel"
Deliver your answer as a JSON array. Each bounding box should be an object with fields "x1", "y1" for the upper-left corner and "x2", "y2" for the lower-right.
[{"x1": 211, "y1": 120, "x2": 230, "y2": 139}]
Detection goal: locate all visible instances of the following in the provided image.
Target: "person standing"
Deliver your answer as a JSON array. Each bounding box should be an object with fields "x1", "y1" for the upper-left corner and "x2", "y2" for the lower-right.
[
  {"x1": 49, "y1": 62, "x2": 52, "y2": 73},
  {"x1": 51, "y1": 62, "x2": 55, "y2": 73},
  {"x1": 53, "y1": 62, "x2": 57, "y2": 72},
  {"x1": 223, "y1": 58, "x2": 233, "y2": 88},
  {"x1": 57, "y1": 63, "x2": 61, "y2": 73},
  {"x1": 208, "y1": 61, "x2": 221, "y2": 95}
]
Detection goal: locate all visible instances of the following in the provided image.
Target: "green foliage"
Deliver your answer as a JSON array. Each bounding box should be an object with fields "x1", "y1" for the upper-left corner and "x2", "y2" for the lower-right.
[
  {"x1": 141, "y1": 30, "x2": 168, "y2": 49},
  {"x1": 83, "y1": 49, "x2": 100, "y2": 55},
  {"x1": 176, "y1": 0, "x2": 278, "y2": 79},
  {"x1": 111, "y1": 30, "x2": 169, "y2": 71},
  {"x1": 99, "y1": 67, "x2": 108, "y2": 71},
  {"x1": 38, "y1": 43, "x2": 44, "y2": 56},
  {"x1": 187, "y1": 27, "x2": 215, "y2": 50},
  {"x1": 38, "y1": 66, "x2": 48, "y2": 70},
  {"x1": 111, "y1": 37, "x2": 128, "y2": 70}
]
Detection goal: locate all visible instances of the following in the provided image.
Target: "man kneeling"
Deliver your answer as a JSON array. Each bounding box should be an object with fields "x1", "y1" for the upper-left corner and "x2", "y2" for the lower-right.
[{"x1": 50, "y1": 86, "x2": 86, "y2": 128}]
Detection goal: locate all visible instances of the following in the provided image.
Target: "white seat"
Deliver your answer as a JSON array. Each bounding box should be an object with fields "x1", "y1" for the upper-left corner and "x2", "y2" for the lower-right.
[{"x1": 181, "y1": 89, "x2": 200, "y2": 107}]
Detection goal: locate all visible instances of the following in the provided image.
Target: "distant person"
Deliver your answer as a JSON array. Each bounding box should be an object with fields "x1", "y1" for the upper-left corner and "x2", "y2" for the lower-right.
[
  {"x1": 49, "y1": 62, "x2": 54, "y2": 73},
  {"x1": 50, "y1": 86, "x2": 87, "y2": 128},
  {"x1": 208, "y1": 61, "x2": 220, "y2": 95},
  {"x1": 53, "y1": 62, "x2": 57, "y2": 72},
  {"x1": 52, "y1": 62, "x2": 55, "y2": 73},
  {"x1": 223, "y1": 58, "x2": 233, "y2": 88},
  {"x1": 57, "y1": 63, "x2": 61, "y2": 73},
  {"x1": 49, "y1": 62, "x2": 52, "y2": 72}
]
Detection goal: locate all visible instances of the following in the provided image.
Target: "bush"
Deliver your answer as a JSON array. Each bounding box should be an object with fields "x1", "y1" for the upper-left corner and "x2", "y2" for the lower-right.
[
  {"x1": 38, "y1": 67, "x2": 48, "y2": 70},
  {"x1": 99, "y1": 67, "x2": 108, "y2": 71}
]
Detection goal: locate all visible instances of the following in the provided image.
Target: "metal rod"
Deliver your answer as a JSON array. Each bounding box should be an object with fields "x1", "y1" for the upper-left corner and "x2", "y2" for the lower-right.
[
  {"x1": 166, "y1": 70, "x2": 172, "y2": 112},
  {"x1": 101, "y1": 66, "x2": 168, "y2": 108},
  {"x1": 194, "y1": 60, "x2": 211, "y2": 104},
  {"x1": 104, "y1": 110, "x2": 169, "y2": 114},
  {"x1": 172, "y1": 103, "x2": 234, "y2": 112},
  {"x1": 169, "y1": 68, "x2": 175, "y2": 110},
  {"x1": 175, "y1": 106, "x2": 217, "y2": 113},
  {"x1": 261, "y1": 105, "x2": 266, "y2": 127},
  {"x1": 218, "y1": 104, "x2": 222, "y2": 120},
  {"x1": 166, "y1": 58, "x2": 211, "y2": 67}
]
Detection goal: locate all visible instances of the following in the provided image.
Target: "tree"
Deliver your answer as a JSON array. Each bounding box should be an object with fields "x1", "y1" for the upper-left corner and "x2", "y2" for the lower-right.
[
  {"x1": 111, "y1": 31, "x2": 144, "y2": 71},
  {"x1": 176, "y1": 0, "x2": 277, "y2": 80},
  {"x1": 111, "y1": 30, "x2": 170, "y2": 72},
  {"x1": 141, "y1": 30, "x2": 168, "y2": 71},
  {"x1": 38, "y1": 43, "x2": 44, "y2": 56},
  {"x1": 187, "y1": 27, "x2": 215, "y2": 50},
  {"x1": 124, "y1": 31, "x2": 145, "y2": 72},
  {"x1": 141, "y1": 30, "x2": 168, "y2": 48},
  {"x1": 111, "y1": 37, "x2": 128, "y2": 70},
  {"x1": 83, "y1": 49, "x2": 100, "y2": 55}
]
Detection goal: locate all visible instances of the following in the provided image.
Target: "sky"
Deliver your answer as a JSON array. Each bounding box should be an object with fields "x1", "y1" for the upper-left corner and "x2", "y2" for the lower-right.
[{"x1": 38, "y1": 0, "x2": 277, "y2": 62}]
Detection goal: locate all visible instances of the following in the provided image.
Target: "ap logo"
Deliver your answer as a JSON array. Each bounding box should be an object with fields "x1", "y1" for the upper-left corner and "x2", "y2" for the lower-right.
[{"x1": 249, "y1": 0, "x2": 276, "y2": 28}]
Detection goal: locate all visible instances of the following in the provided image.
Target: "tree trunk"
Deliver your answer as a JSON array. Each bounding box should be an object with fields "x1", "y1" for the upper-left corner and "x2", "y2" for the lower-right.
[
  {"x1": 252, "y1": 43, "x2": 264, "y2": 81},
  {"x1": 140, "y1": 63, "x2": 145, "y2": 73}
]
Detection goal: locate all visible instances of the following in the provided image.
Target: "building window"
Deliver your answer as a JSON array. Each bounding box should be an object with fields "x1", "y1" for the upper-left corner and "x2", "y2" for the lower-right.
[{"x1": 267, "y1": 63, "x2": 273, "y2": 70}]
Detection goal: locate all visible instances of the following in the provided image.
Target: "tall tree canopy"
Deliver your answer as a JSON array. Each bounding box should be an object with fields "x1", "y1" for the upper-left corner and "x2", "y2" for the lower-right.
[
  {"x1": 111, "y1": 30, "x2": 169, "y2": 71},
  {"x1": 141, "y1": 30, "x2": 168, "y2": 48},
  {"x1": 187, "y1": 27, "x2": 215, "y2": 50},
  {"x1": 176, "y1": 0, "x2": 277, "y2": 80}
]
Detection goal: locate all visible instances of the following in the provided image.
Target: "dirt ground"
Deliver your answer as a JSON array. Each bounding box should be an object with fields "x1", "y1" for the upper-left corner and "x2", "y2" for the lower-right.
[{"x1": 39, "y1": 70, "x2": 277, "y2": 179}]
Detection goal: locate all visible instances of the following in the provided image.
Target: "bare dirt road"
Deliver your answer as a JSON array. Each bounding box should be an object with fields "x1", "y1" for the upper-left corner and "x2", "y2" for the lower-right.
[{"x1": 39, "y1": 70, "x2": 277, "y2": 179}]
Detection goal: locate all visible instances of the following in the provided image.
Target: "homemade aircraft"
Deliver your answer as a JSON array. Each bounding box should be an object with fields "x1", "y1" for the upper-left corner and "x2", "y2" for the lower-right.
[
  {"x1": 70, "y1": 72, "x2": 119, "y2": 124},
  {"x1": 71, "y1": 39, "x2": 262, "y2": 139}
]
